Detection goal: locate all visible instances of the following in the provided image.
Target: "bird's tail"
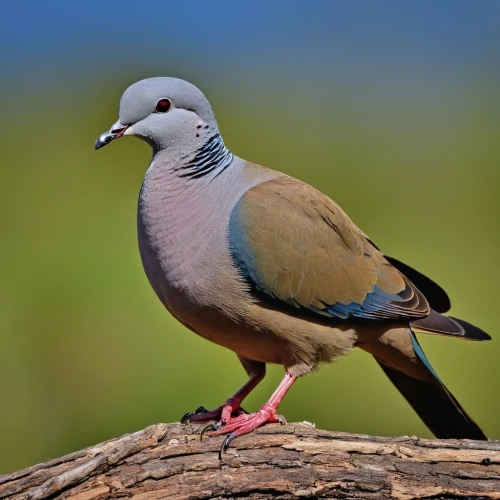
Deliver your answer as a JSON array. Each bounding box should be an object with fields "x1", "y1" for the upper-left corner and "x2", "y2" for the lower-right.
[
  {"x1": 411, "y1": 309, "x2": 491, "y2": 341},
  {"x1": 375, "y1": 330, "x2": 487, "y2": 440}
]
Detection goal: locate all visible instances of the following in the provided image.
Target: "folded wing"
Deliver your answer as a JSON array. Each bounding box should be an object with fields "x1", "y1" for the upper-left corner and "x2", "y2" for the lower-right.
[{"x1": 229, "y1": 177, "x2": 429, "y2": 321}]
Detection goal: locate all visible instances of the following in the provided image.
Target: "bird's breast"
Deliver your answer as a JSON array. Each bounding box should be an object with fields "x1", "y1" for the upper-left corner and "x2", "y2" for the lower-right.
[{"x1": 136, "y1": 157, "x2": 274, "y2": 324}]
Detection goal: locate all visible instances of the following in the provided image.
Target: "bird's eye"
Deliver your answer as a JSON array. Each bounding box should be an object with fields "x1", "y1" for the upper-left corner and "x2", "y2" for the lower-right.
[{"x1": 154, "y1": 98, "x2": 172, "y2": 113}]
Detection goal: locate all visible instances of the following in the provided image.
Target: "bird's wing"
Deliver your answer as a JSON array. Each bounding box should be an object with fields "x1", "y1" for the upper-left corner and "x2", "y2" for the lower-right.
[
  {"x1": 229, "y1": 176, "x2": 429, "y2": 320},
  {"x1": 383, "y1": 256, "x2": 451, "y2": 313}
]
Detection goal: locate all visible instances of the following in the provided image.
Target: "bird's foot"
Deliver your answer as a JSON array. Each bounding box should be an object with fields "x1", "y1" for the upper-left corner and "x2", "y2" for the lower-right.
[
  {"x1": 180, "y1": 397, "x2": 248, "y2": 425},
  {"x1": 201, "y1": 403, "x2": 286, "y2": 459}
]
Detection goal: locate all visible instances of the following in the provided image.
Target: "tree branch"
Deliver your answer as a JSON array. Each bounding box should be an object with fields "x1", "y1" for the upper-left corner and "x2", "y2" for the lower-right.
[{"x1": 1, "y1": 423, "x2": 499, "y2": 499}]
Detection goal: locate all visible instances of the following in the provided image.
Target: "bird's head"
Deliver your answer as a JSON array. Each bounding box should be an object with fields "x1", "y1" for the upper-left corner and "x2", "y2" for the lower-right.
[{"x1": 95, "y1": 77, "x2": 219, "y2": 154}]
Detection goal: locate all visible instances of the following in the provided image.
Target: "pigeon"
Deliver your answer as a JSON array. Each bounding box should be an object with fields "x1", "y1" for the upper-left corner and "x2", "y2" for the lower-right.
[{"x1": 95, "y1": 77, "x2": 490, "y2": 456}]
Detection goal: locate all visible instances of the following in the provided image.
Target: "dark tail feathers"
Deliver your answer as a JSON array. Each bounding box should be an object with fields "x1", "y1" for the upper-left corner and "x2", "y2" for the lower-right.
[
  {"x1": 377, "y1": 332, "x2": 487, "y2": 440},
  {"x1": 412, "y1": 309, "x2": 491, "y2": 341}
]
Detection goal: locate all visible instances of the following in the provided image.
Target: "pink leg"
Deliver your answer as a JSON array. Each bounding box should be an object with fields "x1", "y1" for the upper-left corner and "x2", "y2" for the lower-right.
[
  {"x1": 181, "y1": 366, "x2": 266, "y2": 425},
  {"x1": 213, "y1": 372, "x2": 298, "y2": 458}
]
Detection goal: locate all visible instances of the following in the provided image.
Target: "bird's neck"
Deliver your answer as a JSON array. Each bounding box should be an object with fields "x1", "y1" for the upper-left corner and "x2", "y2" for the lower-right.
[
  {"x1": 178, "y1": 133, "x2": 233, "y2": 179},
  {"x1": 152, "y1": 132, "x2": 233, "y2": 181}
]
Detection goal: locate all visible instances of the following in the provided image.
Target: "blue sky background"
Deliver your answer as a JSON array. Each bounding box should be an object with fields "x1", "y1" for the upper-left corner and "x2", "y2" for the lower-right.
[{"x1": 3, "y1": 1, "x2": 500, "y2": 88}]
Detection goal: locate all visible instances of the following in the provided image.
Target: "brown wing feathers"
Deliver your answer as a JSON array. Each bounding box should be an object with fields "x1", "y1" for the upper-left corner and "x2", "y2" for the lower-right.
[{"x1": 230, "y1": 177, "x2": 429, "y2": 321}]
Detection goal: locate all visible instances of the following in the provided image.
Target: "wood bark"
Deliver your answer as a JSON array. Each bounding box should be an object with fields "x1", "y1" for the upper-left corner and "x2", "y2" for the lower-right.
[{"x1": 1, "y1": 422, "x2": 499, "y2": 499}]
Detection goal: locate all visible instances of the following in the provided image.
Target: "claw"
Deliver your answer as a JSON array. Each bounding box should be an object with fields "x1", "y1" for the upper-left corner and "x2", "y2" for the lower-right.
[
  {"x1": 181, "y1": 406, "x2": 209, "y2": 424},
  {"x1": 180, "y1": 403, "x2": 249, "y2": 426},
  {"x1": 277, "y1": 413, "x2": 287, "y2": 425},
  {"x1": 200, "y1": 421, "x2": 220, "y2": 441},
  {"x1": 219, "y1": 433, "x2": 237, "y2": 460}
]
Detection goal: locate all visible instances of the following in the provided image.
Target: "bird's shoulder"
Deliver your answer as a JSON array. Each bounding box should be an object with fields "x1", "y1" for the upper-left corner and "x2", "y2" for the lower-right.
[{"x1": 236, "y1": 173, "x2": 368, "y2": 251}]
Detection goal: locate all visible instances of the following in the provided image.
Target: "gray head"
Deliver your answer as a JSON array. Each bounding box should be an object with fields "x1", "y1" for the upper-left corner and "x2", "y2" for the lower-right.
[{"x1": 95, "y1": 77, "x2": 220, "y2": 155}]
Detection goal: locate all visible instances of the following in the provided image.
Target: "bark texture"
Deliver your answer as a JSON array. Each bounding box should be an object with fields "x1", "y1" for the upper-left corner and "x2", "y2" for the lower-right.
[{"x1": 1, "y1": 422, "x2": 499, "y2": 500}]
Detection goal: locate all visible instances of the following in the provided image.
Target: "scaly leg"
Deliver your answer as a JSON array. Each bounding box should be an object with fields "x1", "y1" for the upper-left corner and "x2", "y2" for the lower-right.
[
  {"x1": 181, "y1": 360, "x2": 266, "y2": 425},
  {"x1": 208, "y1": 371, "x2": 298, "y2": 458}
]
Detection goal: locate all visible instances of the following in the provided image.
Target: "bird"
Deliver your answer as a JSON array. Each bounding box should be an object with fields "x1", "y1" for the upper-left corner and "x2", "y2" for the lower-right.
[{"x1": 95, "y1": 77, "x2": 490, "y2": 456}]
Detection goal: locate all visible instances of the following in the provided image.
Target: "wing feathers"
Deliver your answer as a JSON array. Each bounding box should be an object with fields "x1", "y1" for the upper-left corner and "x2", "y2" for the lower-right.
[
  {"x1": 384, "y1": 256, "x2": 451, "y2": 313},
  {"x1": 230, "y1": 177, "x2": 429, "y2": 321}
]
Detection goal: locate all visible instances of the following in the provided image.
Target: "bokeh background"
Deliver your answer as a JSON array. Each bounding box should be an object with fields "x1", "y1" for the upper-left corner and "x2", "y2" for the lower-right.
[{"x1": 1, "y1": 1, "x2": 499, "y2": 474}]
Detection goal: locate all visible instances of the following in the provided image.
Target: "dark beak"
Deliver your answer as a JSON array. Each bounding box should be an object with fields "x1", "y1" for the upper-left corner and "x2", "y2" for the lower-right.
[{"x1": 94, "y1": 122, "x2": 129, "y2": 150}]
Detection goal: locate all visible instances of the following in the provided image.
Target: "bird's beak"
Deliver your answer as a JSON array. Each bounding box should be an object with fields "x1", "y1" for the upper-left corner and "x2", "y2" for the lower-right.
[{"x1": 94, "y1": 121, "x2": 129, "y2": 150}]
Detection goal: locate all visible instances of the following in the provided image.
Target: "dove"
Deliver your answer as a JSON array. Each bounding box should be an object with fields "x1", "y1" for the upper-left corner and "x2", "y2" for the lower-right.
[{"x1": 95, "y1": 77, "x2": 490, "y2": 456}]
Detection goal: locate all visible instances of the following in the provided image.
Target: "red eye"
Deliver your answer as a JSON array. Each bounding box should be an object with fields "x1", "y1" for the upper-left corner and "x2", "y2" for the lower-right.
[{"x1": 155, "y1": 98, "x2": 172, "y2": 113}]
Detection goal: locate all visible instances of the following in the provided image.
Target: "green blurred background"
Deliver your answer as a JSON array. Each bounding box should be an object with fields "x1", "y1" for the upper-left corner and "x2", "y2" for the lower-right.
[{"x1": 1, "y1": 1, "x2": 499, "y2": 474}]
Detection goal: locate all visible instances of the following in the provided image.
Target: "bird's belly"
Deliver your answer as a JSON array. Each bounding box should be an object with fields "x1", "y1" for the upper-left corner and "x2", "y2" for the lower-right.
[
  {"x1": 148, "y1": 272, "x2": 285, "y2": 364},
  {"x1": 171, "y1": 300, "x2": 286, "y2": 365}
]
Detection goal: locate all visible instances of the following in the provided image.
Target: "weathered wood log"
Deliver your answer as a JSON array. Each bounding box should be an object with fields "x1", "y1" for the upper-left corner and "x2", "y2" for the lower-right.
[{"x1": 1, "y1": 422, "x2": 499, "y2": 499}]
